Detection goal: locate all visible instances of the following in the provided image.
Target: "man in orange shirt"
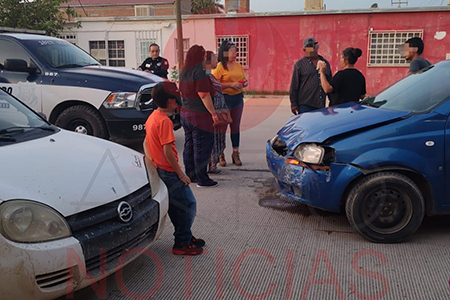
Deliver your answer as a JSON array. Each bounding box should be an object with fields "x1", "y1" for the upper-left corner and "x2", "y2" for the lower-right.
[{"x1": 143, "y1": 82, "x2": 205, "y2": 255}]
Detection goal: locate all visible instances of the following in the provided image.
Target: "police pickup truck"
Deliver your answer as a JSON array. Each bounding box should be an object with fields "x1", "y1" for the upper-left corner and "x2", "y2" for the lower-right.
[{"x1": 0, "y1": 33, "x2": 177, "y2": 142}]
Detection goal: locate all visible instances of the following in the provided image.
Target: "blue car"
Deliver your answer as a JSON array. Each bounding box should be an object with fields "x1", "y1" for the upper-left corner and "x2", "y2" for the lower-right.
[{"x1": 267, "y1": 61, "x2": 450, "y2": 243}]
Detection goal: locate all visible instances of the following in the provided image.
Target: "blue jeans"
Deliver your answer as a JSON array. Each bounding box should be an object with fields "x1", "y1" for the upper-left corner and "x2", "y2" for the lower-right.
[
  {"x1": 298, "y1": 105, "x2": 317, "y2": 113},
  {"x1": 157, "y1": 168, "x2": 197, "y2": 246},
  {"x1": 224, "y1": 93, "x2": 244, "y2": 149},
  {"x1": 181, "y1": 109, "x2": 215, "y2": 185}
]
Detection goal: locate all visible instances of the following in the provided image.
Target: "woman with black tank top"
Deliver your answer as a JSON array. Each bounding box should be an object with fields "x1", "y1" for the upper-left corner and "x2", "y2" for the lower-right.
[{"x1": 318, "y1": 48, "x2": 366, "y2": 106}]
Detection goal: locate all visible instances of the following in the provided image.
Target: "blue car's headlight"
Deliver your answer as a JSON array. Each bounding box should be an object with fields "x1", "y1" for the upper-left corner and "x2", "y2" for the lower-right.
[{"x1": 293, "y1": 143, "x2": 325, "y2": 164}]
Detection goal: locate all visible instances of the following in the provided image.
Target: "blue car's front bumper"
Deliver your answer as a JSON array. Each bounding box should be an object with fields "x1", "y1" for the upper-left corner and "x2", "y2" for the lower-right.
[{"x1": 266, "y1": 141, "x2": 363, "y2": 212}]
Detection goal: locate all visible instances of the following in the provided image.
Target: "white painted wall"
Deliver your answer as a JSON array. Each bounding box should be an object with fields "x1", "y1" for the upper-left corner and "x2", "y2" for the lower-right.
[{"x1": 64, "y1": 16, "x2": 216, "y2": 75}]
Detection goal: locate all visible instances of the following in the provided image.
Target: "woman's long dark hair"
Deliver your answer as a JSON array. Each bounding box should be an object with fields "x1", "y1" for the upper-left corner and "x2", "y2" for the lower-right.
[
  {"x1": 180, "y1": 44, "x2": 205, "y2": 77},
  {"x1": 217, "y1": 40, "x2": 235, "y2": 70},
  {"x1": 206, "y1": 50, "x2": 215, "y2": 65},
  {"x1": 342, "y1": 47, "x2": 362, "y2": 65}
]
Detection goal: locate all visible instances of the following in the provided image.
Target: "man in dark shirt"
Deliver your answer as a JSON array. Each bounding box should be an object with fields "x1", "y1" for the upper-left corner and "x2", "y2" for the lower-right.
[
  {"x1": 138, "y1": 43, "x2": 169, "y2": 79},
  {"x1": 289, "y1": 37, "x2": 332, "y2": 115},
  {"x1": 403, "y1": 37, "x2": 431, "y2": 75}
]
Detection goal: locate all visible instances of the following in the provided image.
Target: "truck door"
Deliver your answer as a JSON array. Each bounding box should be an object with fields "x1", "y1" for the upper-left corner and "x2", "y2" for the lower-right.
[{"x1": 0, "y1": 39, "x2": 43, "y2": 113}]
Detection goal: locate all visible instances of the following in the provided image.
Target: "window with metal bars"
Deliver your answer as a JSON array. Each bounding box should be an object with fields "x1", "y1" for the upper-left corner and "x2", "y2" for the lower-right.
[
  {"x1": 89, "y1": 41, "x2": 106, "y2": 66},
  {"x1": 89, "y1": 40, "x2": 125, "y2": 67},
  {"x1": 368, "y1": 31, "x2": 423, "y2": 67},
  {"x1": 216, "y1": 35, "x2": 249, "y2": 68},
  {"x1": 108, "y1": 40, "x2": 125, "y2": 67},
  {"x1": 140, "y1": 41, "x2": 156, "y2": 62}
]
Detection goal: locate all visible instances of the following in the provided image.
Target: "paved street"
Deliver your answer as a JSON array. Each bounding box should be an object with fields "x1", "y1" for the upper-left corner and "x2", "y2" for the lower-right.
[{"x1": 64, "y1": 97, "x2": 450, "y2": 300}]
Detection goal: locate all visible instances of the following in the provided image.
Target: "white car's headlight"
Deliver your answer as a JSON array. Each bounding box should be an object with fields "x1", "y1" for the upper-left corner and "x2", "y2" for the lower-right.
[
  {"x1": 0, "y1": 200, "x2": 71, "y2": 243},
  {"x1": 103, "y1": 92, "x2": 136, "y2": 109},
  {"x1": 293, "y1": 143, "x2": 325, "y2": 164}
]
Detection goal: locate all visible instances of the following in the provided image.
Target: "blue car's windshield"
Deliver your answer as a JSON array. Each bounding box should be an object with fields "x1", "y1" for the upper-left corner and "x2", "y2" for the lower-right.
[
  {"x1": 23, "y1": 39, "x2": 101, "y2": 69},
  {"x1": 361, "y1": 63, "x2": 450, "y2": 112}
]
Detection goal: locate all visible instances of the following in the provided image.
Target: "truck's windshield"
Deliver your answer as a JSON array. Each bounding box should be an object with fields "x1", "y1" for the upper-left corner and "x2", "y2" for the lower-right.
[
  {"x1": 361, "y1": 62, "x2": 450, "y2": 113},
  {"x1": 24, "y1": 39, "x2": 101, "y2": 69}
]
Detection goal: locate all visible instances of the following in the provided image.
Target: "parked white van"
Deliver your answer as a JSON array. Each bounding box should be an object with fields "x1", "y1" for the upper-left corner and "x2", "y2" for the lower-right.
[{"x1": 0, "y1": 89, "x2": 168, "y2": 300}]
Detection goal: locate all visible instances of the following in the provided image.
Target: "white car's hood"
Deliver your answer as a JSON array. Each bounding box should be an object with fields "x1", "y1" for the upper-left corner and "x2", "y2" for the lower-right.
[{"x1": 0, "y1": 130, "x2": 149, "y2": 217}]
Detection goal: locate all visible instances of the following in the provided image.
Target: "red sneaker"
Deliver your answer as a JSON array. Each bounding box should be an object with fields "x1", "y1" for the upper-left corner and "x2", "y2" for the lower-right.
[
  {"x1": 172, "y1": 243, "x2": 204, "y2": 255},
  {"x1": 191, "y1": 236, "x2": 205, "y2": 247}
]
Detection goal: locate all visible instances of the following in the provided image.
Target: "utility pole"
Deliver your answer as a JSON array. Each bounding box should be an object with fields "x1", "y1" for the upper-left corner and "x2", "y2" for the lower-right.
[{"x1": 175, "y1": 0, "x2": 184, "y2": 70}]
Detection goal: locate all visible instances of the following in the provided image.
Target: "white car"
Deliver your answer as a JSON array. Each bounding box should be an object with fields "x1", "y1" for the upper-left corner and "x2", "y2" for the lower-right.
[{"x1": 0, "y1": 89, "x2": 168, "y2": 300}]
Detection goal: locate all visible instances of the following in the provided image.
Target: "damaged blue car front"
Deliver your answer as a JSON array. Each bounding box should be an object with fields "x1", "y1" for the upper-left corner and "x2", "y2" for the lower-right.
[{"x1": 267, "y1": 61, "x2": 450, "y2": 243}]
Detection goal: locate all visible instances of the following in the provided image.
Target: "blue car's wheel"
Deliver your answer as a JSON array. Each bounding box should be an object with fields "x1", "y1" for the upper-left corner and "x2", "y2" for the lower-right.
[{"x1": 346, "y1": 172, "x2": 425, "y2": 243}]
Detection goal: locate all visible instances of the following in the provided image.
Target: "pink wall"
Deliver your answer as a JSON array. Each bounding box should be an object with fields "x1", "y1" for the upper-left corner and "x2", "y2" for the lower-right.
[
  {"x1": 214, "y1": 10, "x2": 450, "y2": 94},
  {"x1": 164, "y1": 18, "x2": 216, "y2": 73}
]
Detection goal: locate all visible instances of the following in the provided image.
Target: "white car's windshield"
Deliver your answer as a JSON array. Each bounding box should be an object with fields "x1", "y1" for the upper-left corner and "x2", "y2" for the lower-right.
[
  {"x1": 23, "y1": 39, "x2": 100, "y2": 69},
  {"x1": 0, "y1": 91, "x2": 50, "y2": 135},
  {"x1": 361, "y1": 62, "x2": 450, "y2": 112}
]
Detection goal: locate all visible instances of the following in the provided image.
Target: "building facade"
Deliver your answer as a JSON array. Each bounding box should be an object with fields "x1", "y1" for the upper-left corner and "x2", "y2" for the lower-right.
[
  {"x1": 61, "y1": 7, "x2": 450, "y2": 94},
  {"x1": 61, "y1": 0, "x2": 191, "y2": 19}
]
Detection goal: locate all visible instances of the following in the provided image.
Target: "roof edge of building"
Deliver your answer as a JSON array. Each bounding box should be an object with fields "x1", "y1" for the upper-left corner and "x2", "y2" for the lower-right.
[
  {"x1": 60, "y1": 1, "x2": 174, "y2": 7},
  {"x1": 71, "y1": 6, "x2": 450, "y2": 22},
  {"x1": 188, "y1": 6, "x2": 450, "y2": 19},
  {"x1": 75, "y1": 15, "x2": 177, "y2": 22}
]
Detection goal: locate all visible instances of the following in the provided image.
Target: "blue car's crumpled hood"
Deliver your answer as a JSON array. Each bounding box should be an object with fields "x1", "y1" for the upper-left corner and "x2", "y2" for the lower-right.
[{"x1": 278, "y1": 103, "x2": 411, "y2": 149}]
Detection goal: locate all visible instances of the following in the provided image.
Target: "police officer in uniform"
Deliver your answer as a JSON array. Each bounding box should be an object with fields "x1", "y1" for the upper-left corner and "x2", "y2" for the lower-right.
[{"x1": 137, "y1": 43, "x2": 169, "y2": 79}]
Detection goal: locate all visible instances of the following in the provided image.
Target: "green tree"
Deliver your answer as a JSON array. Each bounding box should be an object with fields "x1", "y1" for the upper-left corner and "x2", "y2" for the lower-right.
[
  {"x1": 0, "y1": 0, "x2": 78, "y2": 35},
  {"x1": 191, "y1": 0, "x2": 224, "y2": 14}
]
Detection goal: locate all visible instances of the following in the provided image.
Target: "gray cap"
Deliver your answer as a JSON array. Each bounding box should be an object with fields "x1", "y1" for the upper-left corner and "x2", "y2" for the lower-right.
[{"x1": 303, "y1": 37, "x2": 318, "y2": 48}]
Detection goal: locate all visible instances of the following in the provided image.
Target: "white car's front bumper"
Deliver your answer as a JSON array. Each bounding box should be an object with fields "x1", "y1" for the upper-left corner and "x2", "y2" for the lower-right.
[{"x1": 0, "y1": 180, "x2": 169, "y2": 300}]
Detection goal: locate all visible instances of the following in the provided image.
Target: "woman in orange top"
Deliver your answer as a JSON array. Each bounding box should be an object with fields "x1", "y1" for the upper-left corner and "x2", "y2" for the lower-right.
[{"x1": 212, "y1": 40, "x2": 248, "y2": 166}]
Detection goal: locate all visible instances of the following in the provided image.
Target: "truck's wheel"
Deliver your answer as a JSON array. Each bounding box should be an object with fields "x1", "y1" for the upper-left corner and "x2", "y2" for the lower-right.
[
  {"x1": 55, "y1": 105, "x2": 109, "y2": 139},
  {"x1": 345, "y1": 172, "x2": 424, "y2": 243}
]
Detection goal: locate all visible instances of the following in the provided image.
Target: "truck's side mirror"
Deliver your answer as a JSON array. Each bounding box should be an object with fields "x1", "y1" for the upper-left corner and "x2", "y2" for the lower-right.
[{"x1": 4, "y1": 59, "x2": 37, "y2": 74}]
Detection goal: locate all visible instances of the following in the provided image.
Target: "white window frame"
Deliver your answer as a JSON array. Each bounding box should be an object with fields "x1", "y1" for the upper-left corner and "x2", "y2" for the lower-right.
[
  {"x1": 135, "y1": 30, "x2": 161, "y2": 67},
  {"x1": 89, "y1": 41, "x2": 106, "y2": 66},
  {"x1": 174, "y1": 38, "x2": 190, "y2": 64},
  {"x1": 107, "y1": 40, "x2": 125, "y2": 67},
  {"x1": 367, "y1": 30, "x2": 423, "y2": 67},
  {"x1": 89, "y1": 40, "x2": 125, "y2": 67},
  {"x1": 216, "y1": 35, "x2": 249, "y2": 69},
  {"x1": 139, "y1": 41, "x2": 156, "y2": 62},
  {"x1": 227, "y1": 0, "x2": 240, "y2": 12}
]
